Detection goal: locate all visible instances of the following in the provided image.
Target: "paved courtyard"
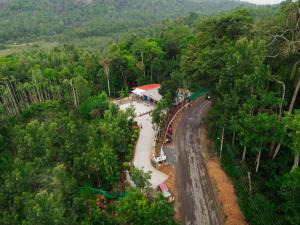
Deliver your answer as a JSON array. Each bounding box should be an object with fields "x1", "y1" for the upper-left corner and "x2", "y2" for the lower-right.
[
  {"x1": 119, "y1": 101, "x2": 153, "y2": 117},
  {"x1": 118, "y1": 100, "x2": 168, "y2": 188}
]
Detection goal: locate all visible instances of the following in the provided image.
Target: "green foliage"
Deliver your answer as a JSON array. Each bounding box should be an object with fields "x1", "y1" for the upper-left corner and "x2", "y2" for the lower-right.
[
  {"x1": 81, "y1": 210, "x2": 117, "y2": 225},
  {"x1": 235, "y1": 112, "x2": 285, "y2": 154},
  {"x1": 129, "y1": 167, "x2": 151, "y2": 190},
  {"x1": 22, "y1": 191, "x2": 65, "y2": 225},
  {"x1": 0, "y1": 0, "x2": 250, "y2": 44},
  {"x1": 0, "y1": 100, "x2": 134, "y2": 224},
  {"x1": 115, "y1": 190, "x2": 177, "y2": 225},
  {"x1": 280, "y1": 168, "x2": 300, "y2": 225},
  {"x1": 159, "y1": 71, "x2": 184, "y2": 104},
  {"x1": 181, "y1": 9, "x2": 253, "y2": 92},
  {"x1": 178, "y1": 2, "x2": 300, "y2": 225},
  {"x1": 152, "y1": 98, "x2": 169, "y2": 127},
  {"x1": 0, "y1": 1, "x2": 299, "y2": 225},
  {"x1": 283, "y1": 110, "x2": 300, "y2": 157},
  {"x1": 80, "y1": 92, "x2": 110, "y2": 118}
]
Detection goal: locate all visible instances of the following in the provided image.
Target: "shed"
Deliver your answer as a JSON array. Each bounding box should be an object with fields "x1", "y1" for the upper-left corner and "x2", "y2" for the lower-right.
[
  {"x1": 131, "y1": 83, "x2": 162, "y2": 103},
  {"x1": 158, "y1": 182, "x2": 169, "y2": 192},
  {"x1": 142, "y1": 88, "x2": 162, "y2": 102}
]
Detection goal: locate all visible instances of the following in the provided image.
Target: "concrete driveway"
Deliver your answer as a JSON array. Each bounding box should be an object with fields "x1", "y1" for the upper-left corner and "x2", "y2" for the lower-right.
[{"x1": 119, "y1": 101, "x2": 168, "y2": 188}]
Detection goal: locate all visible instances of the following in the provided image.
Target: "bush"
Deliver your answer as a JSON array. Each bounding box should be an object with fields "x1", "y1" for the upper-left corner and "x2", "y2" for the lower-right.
[
  {"x1": 122, "y1": 162, "x2": 130, "y2": 170},
  {"x1": 80, "y1": 92, "x2": 110, "y2": 119}
]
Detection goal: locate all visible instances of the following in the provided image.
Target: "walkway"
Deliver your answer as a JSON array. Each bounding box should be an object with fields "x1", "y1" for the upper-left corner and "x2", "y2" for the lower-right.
[{"x1": 119, "y1": 101, "x2": 168, "y2": 188}]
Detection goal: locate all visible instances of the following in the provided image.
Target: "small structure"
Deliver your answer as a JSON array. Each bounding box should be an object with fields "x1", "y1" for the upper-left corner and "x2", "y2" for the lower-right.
[
  {"x1": 152, "y1": 148, "x2": 167, "y2": 166},
  {"x1": 157, "y1": 182, "x2": 175, "y2": 202},
  {"x1": 175, "y1": 88, "x2": 191, "y2": 104},
  {"x1": 131, "y1": 84, "x2": 162, "y2": 103}
]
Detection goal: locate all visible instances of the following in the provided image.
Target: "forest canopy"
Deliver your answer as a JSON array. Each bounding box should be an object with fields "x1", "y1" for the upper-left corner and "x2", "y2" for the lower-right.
[
  {"x1": 0, "y1": 0, "x2": 251, "y2": 44},
  {"x1": 1, "y1": 0, "x2": 300, "y2": 225}
]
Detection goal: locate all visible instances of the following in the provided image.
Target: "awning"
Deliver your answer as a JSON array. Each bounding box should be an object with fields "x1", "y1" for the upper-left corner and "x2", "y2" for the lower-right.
[
  {"x1": 142, "y1": 88, "x2": 162, "y2": 101},
  {"x1": 158, "y1": 183, "x2": 169, "y2": 192},
  {"x1": 131, "y1": 88, "x2": 145, "y2": 96}
]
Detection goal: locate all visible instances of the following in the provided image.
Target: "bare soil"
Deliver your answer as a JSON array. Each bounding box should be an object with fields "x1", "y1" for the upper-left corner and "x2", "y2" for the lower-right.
[{"x1": 158, "y1": 164, "x2": 181, "y2": 221}]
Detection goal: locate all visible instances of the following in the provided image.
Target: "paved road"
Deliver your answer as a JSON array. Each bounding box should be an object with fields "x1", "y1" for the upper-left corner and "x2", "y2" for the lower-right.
[{"x1": 175, "y1": 100, "x2": 223, "y2": 225}]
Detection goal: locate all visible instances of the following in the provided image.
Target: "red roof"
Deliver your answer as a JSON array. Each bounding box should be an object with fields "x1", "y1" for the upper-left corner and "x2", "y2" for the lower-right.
[
  {"x1": 134, "y1": 83, "x2": 160, "y2": 91},
  {"x1": 158, "y1": 183, "x2": 169, "y2": 192}
]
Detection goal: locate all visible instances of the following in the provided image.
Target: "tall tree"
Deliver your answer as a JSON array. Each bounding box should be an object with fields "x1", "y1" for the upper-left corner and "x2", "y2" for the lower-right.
[{"x1": 283, "y1": 110, "x2": 300, "y2": 171}]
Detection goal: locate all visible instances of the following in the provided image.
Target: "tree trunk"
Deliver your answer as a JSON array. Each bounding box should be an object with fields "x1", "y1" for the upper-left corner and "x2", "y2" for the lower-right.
[
  {"x1": 274, "y1": 79, "x2": 286, "y2": 117},
  {"x1": 273, "y1": 139, "x2": 283, "y2": 159},
  {"x1": 141, "y1": 51, "x2": 146, "y2": 78},
  {"x1": 288, "y1": 76, "x2": 300, "y2": 113},
  {"x1": 274, "y1": 77, "x2": 299, "y2": 160},
  {"x1": 2, "y1": 96, "x2": 13, "y2": 116},
  {"x1": 242, "y1": 146, "x2": 247, "y2": 161},
  {"x1": 271, "y1": 80, "x2": 286, "y2": 159},
  {"x1": 105, "y1": 68, "x2": 111, "y2": 97},
  {"x1": 269, "y1": 142, "x2": 275, "y2": 157},
  {"x1": 219, "y1": 126, "x2": 225, "y2": 159},
  {"x1": 232, "y1": 131, "x2": 236, "y2": 145},
  {"x1": 291, "y1": 153, "x2": 299, "y2": 171},
  {"x1": 121, "y1": 71, "x2": 127, "y2": 87},
  {"x1": 9, "y1": 80, "x2": 19, "y2": 106},
  {"x1": 255, "y1": 151, "x2": 261, "y2": 173},
  {"x1": 70, "y1": 81, "x2": 78, "y2": 108},
  {"x1": 5, "y1": 81, "x2": 19, "y2": 115},
  {"x1": 247, "y1": 171, "x2": 252, "y2": 194},
  {"x1": 96, "y1": 172, "x2": 101, "y2": 188},
  {"x1": 150, "y1": 62, "x2": 153, "y2": 82}
]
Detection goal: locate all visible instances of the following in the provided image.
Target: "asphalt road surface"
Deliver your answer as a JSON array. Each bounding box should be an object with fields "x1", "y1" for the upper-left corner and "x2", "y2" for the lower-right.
[{"x1": 175, "y1": 100, "x2": 223, "y2": 225}]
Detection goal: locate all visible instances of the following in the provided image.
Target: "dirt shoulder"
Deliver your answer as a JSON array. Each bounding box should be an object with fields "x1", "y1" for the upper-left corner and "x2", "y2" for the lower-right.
[
  {"x1": 200, "y1": 125, "x2": 248, "y2": 225},
  {"x1": 159, "y1": 164, "x2": 180, "y2": 221}
]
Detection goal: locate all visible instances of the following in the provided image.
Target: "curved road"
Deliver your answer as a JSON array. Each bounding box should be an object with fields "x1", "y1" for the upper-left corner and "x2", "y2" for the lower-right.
[{"x1": 175, "y1": 100, "x2": 223, "y2": 225}]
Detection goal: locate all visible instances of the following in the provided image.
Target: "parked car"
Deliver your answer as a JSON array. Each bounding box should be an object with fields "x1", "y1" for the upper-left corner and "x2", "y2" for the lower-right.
[{"x1": 205, "y1": 94, "x2": 211, "y2": 100}]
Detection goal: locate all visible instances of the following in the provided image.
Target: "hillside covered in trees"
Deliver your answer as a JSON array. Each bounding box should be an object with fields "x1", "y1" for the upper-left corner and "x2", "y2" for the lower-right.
[
  {"x1": 1, "y1": 0, "x2": 300, "y2": 225},
  {"x1": 0, "y1": 0, "x2": 250, "y2": 45}
]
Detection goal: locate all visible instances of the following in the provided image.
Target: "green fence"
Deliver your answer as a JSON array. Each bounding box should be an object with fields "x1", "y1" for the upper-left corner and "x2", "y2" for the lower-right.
[
  {"x1": 188, "y1": 88, "x2": 208, "y2": 101},
  {"x1": 80, "y1": 186, "x2": 127, "y2": 200}
]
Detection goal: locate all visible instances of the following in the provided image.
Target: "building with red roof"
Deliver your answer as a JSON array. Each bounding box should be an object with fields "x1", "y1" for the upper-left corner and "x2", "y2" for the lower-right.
[
  {"x1": 134, "y1": 83, "x2": 160, "y2": 91},
  {"x1": 132, "y1": 83, "x2": 162, "y2": 103}
]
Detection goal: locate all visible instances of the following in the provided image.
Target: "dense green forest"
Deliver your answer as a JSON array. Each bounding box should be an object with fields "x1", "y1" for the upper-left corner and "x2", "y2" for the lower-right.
[
  {"x1": 0, "y1": 0, "x2": 251, "y2": 45},
  {"x1": 1, "y1": 0, "x2": 300, "y2": 224},
  {"x1": 0, "y1": 46, "x2": 177, "y2": 224},
  {"x1": 158, "y1": 1, "x2": 300, "y2": 224}
]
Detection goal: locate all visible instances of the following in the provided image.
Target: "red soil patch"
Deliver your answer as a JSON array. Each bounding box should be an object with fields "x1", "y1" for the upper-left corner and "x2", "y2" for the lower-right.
[{"x1": 159, "y1": 164, "x2": 181, "y2": 221}]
